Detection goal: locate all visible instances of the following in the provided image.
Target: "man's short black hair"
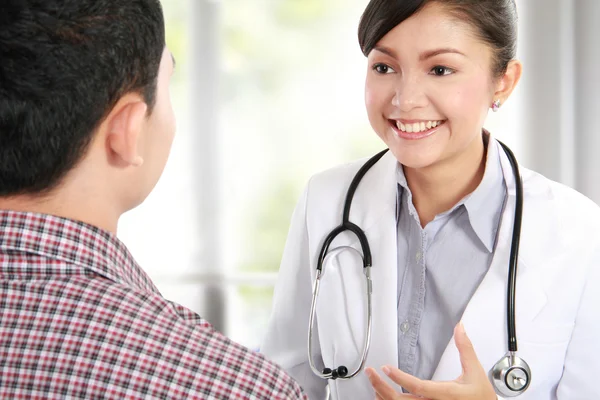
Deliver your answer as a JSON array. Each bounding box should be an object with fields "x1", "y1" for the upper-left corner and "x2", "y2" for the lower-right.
[{"x1": 0, "y1": 0, "x2": 166, "y2": 196}]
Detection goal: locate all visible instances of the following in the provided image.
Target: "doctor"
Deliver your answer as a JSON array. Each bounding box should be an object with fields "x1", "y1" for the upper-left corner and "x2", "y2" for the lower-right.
[{"x1": 261, "y1": 0, "x2": 600, "y2": 399}]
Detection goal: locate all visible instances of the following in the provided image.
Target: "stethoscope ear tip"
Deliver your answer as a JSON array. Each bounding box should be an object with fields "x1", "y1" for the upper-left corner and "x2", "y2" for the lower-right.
[{"x1": 321, "y1": 366, "x2": 349, "y2": 380}]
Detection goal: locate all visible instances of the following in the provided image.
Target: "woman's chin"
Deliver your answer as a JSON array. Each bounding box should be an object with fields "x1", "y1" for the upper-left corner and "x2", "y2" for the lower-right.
[{"x1": 388, "y1": 148, "x2": 441, "y2": 170}]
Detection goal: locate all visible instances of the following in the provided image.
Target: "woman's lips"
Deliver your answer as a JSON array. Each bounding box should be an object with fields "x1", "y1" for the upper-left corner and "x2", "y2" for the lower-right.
[{"x1": 389, "y1": 119, "x2": 447, "y2": 140}]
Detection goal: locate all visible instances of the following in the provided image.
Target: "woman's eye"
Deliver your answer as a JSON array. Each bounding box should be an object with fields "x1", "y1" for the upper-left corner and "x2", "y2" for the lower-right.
[
  {"x1": 373, "y1": 63, "x2": 395, "y2": 74},
  {"x1": 430, "y1": 66, "x2": 454, "y2": 76}
]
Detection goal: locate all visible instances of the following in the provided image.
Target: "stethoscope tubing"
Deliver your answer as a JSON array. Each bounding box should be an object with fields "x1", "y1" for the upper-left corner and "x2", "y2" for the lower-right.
[{"x1": 308, "y1": 139, "x2": 525, "y2": 393}]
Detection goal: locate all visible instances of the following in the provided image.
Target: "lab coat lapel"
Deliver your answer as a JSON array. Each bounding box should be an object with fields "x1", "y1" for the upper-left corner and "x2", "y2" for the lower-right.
[
  {"x1": 331, "y1": 150, "x2": 400, "y2": 398},
  {"x1": 351, "y1": 150, "x2": 399, "y2": 371},
  {"x1": 432, "y1": 140, "x2": 547, "y2": 382}
]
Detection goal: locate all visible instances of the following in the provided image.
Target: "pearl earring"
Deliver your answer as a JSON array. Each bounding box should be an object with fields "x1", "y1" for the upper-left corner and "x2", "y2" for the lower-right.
[{"x1": 492, "y1": 99, "x2": 501, "y2": 112}]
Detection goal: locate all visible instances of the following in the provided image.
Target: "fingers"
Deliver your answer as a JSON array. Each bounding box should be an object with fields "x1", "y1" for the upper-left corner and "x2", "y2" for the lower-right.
[
  {"x1": 366, "y1": 367, "x2": 401, "y2": 400},
  {"x1": 454, "y1": 322, "x2": 484, "y2": 377},
  {"x1": 368, "y1": 329, "x2": 494, "y2": 400},
  {"x1": 380, "y1": 366, "x2": 455, "y2": 399}
]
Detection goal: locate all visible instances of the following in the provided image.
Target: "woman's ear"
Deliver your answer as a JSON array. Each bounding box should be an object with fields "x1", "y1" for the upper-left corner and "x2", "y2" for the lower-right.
[{"x1": 493, "y1": 60, "x2": 523, "y2": 107}]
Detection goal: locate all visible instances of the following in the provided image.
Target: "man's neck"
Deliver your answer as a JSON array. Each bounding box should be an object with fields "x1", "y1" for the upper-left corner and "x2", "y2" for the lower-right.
[{"x1": 0, "y1": 190, "x2": 120, "y2": 233}]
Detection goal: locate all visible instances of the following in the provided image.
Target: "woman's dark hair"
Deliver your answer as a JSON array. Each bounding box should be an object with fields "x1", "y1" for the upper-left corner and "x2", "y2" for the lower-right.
[
  {"x1": 0, "y1": 0, "x2": 165, "y2": 196},
  {"x1": 358, "y1": 0, "x2": 518, "y2": 77}
]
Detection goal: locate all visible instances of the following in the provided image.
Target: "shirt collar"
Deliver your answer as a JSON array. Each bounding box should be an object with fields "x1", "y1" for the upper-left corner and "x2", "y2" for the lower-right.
[
  {"x1": 463, "y1": 134, "x2": 506, "y2": 252},
  {"x1": 0, "y1": 210, "x2": 159, "y2": 294},
  {"x1": 395, "y1": 132, "x2": 506, "y2": 252}
]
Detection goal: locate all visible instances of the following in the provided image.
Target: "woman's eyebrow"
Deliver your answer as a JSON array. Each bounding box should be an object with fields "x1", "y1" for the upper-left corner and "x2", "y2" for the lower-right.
[
  {"x1": 419, "y1": 48, "x2": 466, "y2": 61},
  {"x1": 372, "y1": 46, "x2": 466, "y2": 61},
  {"x1": 373, "y1": 46, "x2": 398, "y2": 59}
]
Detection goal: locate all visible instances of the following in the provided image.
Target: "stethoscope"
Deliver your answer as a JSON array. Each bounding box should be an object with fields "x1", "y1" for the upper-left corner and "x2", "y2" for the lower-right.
[{"x1": 307, "y1": 140, "x2": 531, "y2": 398}]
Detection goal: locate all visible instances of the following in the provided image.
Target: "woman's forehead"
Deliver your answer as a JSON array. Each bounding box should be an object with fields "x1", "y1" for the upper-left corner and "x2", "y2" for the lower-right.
[{"x1": 374, "y1": 4, "x2": 486, "y2": 56}]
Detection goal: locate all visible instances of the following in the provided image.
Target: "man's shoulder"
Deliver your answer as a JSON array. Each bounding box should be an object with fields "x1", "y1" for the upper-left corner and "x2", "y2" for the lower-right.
[
  {"x1": 123, "y1": 290, "x2": 308, "y2": 399},
  {"x1": 186, "y1": 321, "x2": 307, "y2": 399},
  {"x1": 0, "y1": 274, "x2": 306, "y2": 399}
]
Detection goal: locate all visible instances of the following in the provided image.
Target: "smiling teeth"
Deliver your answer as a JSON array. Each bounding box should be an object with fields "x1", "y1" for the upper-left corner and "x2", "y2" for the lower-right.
[{"x1": 397, "y1": 120, "x2": 444, "y2": 133}]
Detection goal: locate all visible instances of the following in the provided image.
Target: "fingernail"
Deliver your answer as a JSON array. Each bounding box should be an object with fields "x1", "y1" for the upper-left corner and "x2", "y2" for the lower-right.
[
  {"x1": 458, "y1": 321, "x2": 465, "y2": 334},
  {"x1": 382, "y1": 366, "x2": 391, "y2": 375},
  {"x1": 365, "y1": 368, "x2": 373, "y2": 378}
]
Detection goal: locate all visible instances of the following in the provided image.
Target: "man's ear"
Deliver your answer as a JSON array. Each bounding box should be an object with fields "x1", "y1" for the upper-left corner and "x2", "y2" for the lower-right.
[{"x1": 104, "y1": 94, "x2": 148, "y2": 167}]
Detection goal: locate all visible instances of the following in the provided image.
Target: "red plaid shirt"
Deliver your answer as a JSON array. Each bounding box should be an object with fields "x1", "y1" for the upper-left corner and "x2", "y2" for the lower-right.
[{"x1": 0, "y1": 210, "x2": 306, "y2": 399}]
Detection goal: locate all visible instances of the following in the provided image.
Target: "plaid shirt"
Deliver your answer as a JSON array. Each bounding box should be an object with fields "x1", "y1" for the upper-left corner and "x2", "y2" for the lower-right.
[{"x1": 0, "y1": 210, "x2": 306, "y2": 400}]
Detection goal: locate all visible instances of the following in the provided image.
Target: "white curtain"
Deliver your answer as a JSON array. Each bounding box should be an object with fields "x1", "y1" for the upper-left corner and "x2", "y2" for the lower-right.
[{"x1": 517, "y1": 0, "x2": 600, "y2": 203}]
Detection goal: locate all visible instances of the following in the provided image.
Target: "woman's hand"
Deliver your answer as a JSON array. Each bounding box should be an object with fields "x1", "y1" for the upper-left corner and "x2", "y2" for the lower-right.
[{"x1": 365, "y1": 323, "x2": 497, "y2": 400}]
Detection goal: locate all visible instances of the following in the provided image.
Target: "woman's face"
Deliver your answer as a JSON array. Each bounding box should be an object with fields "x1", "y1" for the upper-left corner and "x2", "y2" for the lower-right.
[{"x1": 365, "y1": 2, "x2": 498, "y2": 171}]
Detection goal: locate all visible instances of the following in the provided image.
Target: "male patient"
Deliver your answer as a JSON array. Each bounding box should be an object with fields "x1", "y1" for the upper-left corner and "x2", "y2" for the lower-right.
[{"x1": 0, "y1": 1, "x2": 305, "y2": 398}]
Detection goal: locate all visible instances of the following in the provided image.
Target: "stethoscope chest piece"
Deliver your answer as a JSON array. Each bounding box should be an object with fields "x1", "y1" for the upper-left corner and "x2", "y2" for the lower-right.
[{"x1": 490, "y1": 352, "x2": 531, "y2": 397}]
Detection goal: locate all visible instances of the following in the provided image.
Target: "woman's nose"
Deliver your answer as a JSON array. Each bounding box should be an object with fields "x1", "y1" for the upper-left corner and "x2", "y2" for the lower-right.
[{"x1": 391, "y1": 76, "x2": 428, "y2": 111}]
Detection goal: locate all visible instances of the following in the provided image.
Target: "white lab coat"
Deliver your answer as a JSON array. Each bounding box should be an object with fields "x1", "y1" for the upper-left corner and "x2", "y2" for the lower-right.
[{"x1": 261, "y1": 139, "x2": 600, "y2": 400}]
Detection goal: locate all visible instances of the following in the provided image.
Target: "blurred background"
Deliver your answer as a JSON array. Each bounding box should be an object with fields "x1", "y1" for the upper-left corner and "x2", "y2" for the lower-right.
[{"x1": 118, "y1": 0, "x2": 600, "y2": 350}]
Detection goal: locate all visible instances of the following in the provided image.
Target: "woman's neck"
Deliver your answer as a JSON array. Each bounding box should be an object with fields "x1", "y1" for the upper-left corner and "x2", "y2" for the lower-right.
[{"x1": 404, "y1": 134, "x2": 487, "y2": 227}]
